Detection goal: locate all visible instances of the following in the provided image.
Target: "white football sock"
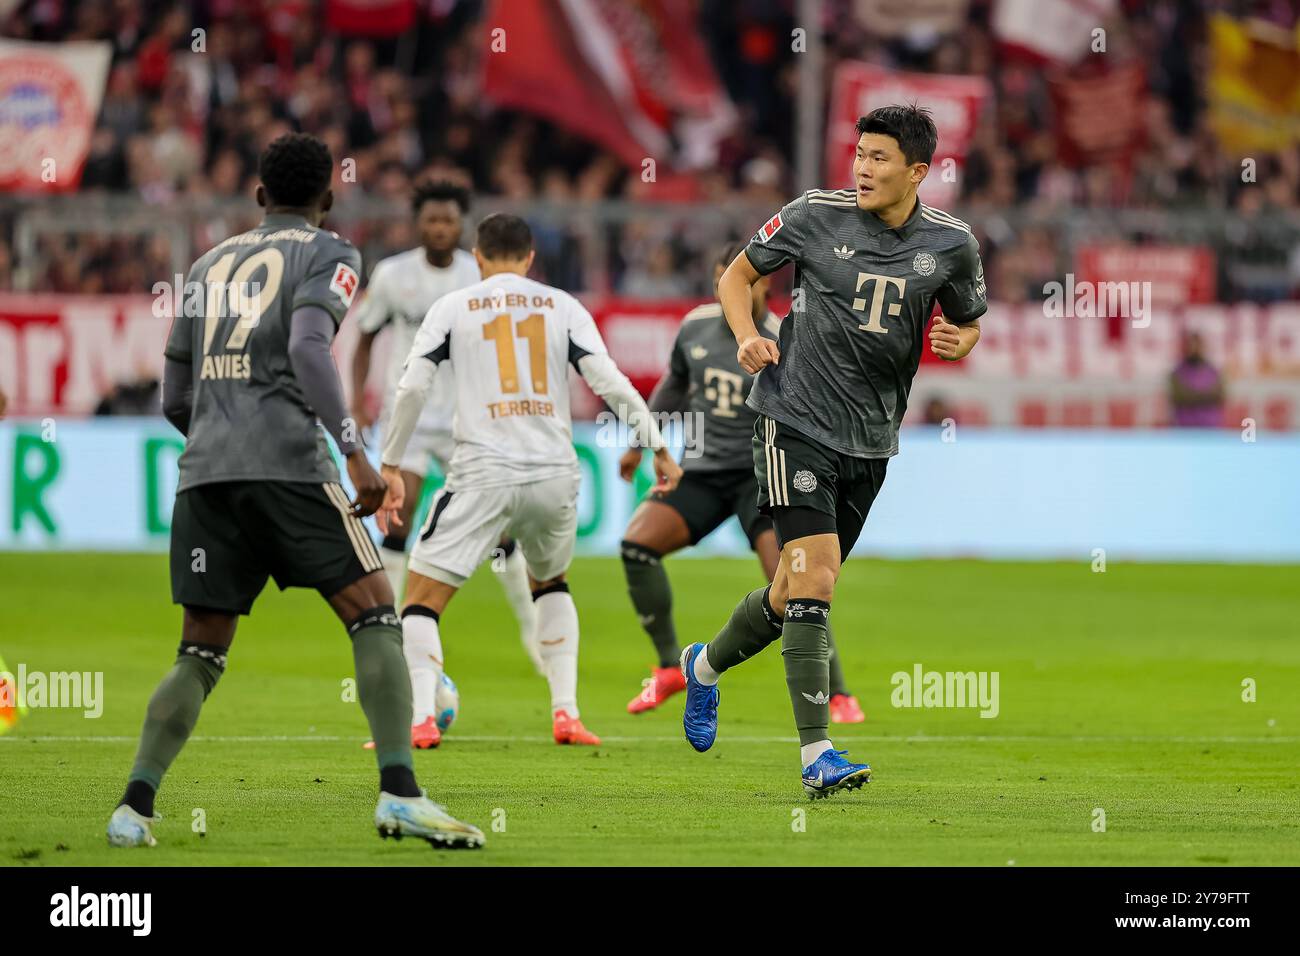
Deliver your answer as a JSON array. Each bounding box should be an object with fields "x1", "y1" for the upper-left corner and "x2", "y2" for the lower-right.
[
  {"x1": 380, "y1": 546, "x2": 407, "y2": 604},
  {"x1": 692, "y1": 646, "x2": 720, "y2": 686},
  {"x1": 534, "y1": 589, "x2": 579, "y2": 717},
  {"x1": 800, "y1": 739, "x2": 833, "y2": 768},
  {"x1": 498, "y1": 548, "x2": 542, "y2": 673},
  {"x1": 401, "y1": 611, "x2": 443, "y2": 725}
]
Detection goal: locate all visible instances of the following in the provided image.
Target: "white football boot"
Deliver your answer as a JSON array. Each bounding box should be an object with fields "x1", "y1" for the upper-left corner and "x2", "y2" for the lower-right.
[
  {"x1": 107, "y1": 805, "x2": 160, "y2": 847},
  {"x1": 375, "y1": 791, "x2": 484, "y2": 849}
]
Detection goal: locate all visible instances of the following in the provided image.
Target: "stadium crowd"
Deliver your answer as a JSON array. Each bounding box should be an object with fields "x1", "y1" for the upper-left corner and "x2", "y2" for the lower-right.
[{"x1": 2, "y1": 0, "x2": 1298, "y2": 301}]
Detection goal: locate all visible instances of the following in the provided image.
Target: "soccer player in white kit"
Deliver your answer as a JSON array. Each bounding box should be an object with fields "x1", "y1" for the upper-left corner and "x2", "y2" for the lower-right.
[
  {"x1": 378, "y1": 213, "x2": 682, "y2": 745},
  {"x1": 350, "y1": 182, "x2": 546, "y2": 715}
]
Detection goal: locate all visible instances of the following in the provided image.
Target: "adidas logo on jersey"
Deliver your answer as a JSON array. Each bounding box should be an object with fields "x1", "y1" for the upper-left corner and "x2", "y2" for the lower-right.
[
  {"x1": 833, "y1": 245, "x2": 855, "y2": 259},
  {"x1": 690, "y1": 345, "x2": 708, "y2": 359}
]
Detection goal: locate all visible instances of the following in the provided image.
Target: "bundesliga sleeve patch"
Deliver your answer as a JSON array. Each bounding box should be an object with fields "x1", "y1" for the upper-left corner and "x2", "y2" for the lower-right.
[
  {"x1": 329, "y1": 263, "x2": 359, "y2": 306},
  {"x1": 755, "y1": 212, "x2": 783, "y2": 243}
]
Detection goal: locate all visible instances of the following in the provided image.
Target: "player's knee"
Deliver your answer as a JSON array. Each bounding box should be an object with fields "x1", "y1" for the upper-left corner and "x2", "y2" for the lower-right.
[
  {"x1": 786, "y1": 564, "x2": 837, "y2": 603},
  {"x1": 530, "y1": 578, "x2": 568, "y2": 600}
]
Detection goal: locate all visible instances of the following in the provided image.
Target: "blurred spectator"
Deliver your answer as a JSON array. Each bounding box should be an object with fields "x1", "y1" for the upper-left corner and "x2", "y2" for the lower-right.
[
  {"x1": 622, "y1": 243, "x2": 689, "y2": 298},
  {"x1": 93, "y1": 366, "x2": 161, "y2": 417},
  {"x1": 1168, "y1": 333, "x2": 1225, "y2": 428},
  {"x1": 923, "y1": 396, "x2": 955, "y2": 426}
]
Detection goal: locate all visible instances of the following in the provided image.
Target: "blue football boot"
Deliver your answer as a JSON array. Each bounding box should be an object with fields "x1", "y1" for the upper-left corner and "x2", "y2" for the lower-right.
[
  {"x1": 680, "y1": 643, "x2": 719, "y2": 752},
  {"x1": 801, "y1": 749, "x2": 872, "y2": 799}
]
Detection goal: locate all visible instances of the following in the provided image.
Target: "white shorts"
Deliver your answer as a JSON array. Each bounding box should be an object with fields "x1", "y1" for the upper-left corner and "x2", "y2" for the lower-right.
[{"x1": 408, "y1": 473, "x2": 581, "y2": 587}]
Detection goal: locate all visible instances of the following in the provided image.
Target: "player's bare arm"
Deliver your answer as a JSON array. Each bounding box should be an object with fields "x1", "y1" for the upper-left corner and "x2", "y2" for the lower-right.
[
  {"x1": 720, "y1": 251, "x2": 780, "y2": 373},
  {"x1": 378, "y1": 355, "x2": 436, "y2": 532},
  {"x1": 929, "y1": 315, "x2": 980, "y2": 361}
]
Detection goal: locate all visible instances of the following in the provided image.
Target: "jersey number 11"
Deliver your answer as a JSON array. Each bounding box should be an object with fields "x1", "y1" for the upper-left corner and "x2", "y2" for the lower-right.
[{"x1": 482, "y1": 313, "x2": 548, "y2": 395}]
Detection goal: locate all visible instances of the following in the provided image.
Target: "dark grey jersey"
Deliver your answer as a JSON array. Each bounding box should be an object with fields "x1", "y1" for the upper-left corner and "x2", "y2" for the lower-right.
[
  {"x1": 744, "y1": 188, "x2": 986, "y2": 458},
  {"x1": 649, "y1": 303, "x2": 779, "y2": 472},
  {"x1": 164, "y1": 213, "x2": 363, "y2": 491}
]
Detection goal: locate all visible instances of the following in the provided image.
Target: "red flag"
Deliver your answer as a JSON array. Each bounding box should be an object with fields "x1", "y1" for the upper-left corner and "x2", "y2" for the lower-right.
[{"x1": 482, "y1": 0, "x2": 734, "y2": 173}]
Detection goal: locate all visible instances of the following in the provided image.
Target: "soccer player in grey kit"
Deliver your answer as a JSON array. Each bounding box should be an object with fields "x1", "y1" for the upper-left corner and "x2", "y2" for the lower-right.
[
  {"x1": 107, "y1": 133, "x2": 483, "y2": 848},
  {"x1": 679, "y1": 105, "x2": 987, "y2": 797},
  {"x1": 619, "y1": 243, "x2": 864, "y2": 724}
]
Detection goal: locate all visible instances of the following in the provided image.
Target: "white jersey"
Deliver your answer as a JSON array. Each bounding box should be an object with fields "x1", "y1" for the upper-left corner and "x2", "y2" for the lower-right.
[
  {"x1": 353, "y1": 247, "x2": 480, "y2": 425},
  {"x1": 384, "y1": 272, "x2": 662, "y2": 491}
]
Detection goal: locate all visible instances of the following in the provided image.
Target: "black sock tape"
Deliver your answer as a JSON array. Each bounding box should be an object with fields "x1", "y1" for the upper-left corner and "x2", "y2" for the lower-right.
[
  {"x1": 784, "y1": 598, "x2": 830, "y2": 622},
  {"x1": 400, "y1": 604, "x2": 440, "y2": 623},
  {"x1": 531, "y1": 581, "x2": 570, "y2": 601},
  {"x1": 347, "y1": 604, "x2": 401, "y2": 637},
  {"x1": 620, "y1": 540, "x2": 662, "y2": 565},
  {"x1": 177, "y1": 641, "x2": 229, "y2": 671}
]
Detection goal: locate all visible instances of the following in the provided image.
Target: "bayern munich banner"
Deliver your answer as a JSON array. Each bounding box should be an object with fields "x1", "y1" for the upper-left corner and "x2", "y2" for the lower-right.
[{"x1": 0, "y1": 39, "x2": 112, "y2": 194}]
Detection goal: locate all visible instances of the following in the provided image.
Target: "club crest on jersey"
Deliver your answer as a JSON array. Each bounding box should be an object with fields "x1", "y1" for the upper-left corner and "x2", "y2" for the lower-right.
[
  {"x1": 756, "y1": 213, "x2": 783, "y2": 243},
  {"x1": 329, "y1": 263, "x2": 359, "y2": 305},
  {"x1": 912, "y1": 252, "x2": 937, "y2": 277},
  {"x1": 793, "y1": 469, "x2": 817, "y2": 493}
]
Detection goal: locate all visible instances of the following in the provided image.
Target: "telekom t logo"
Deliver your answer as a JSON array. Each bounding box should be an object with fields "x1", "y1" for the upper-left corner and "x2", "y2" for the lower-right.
[{"x1": 852, "y1": 273, "x2": 907, "y2": 334}]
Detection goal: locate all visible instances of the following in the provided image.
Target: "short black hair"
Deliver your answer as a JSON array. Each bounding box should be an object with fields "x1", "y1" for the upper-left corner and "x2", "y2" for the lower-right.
[
  {"x1": 412, "y1": 179, "x2": 471, "y2": 216},
  {"x1": 258, "y1": 133, "x2": 333, "y2": 207},
  {"x1": 856, "y1": 105, "x2": 938, "y2": 166},
  {"x1": 475, "y1": 213, "x2": 532, "y2": 260}
]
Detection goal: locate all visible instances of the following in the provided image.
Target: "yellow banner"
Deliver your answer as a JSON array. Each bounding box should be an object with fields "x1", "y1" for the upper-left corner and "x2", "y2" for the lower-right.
[{"x1": 1209, "y1": 13, "x2": 1300, "y2": 151}]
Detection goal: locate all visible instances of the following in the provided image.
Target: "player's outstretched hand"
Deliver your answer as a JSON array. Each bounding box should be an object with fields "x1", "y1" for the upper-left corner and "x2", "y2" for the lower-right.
[
  {"x1": 737, "y1": 335, "x2": 780, "y2": 374},
  {"x1": 650, "y1": 447, "x2": 683, "y2": 494},
  {"x1": 929, "y1": 314, "x2": 964, "y2": 360},
  {"x1": 374, "y1": 463, "x2": 406, "y2": 535},
  {"x1": 346, "y1": 451, "x2": 389, "y2": 519},
  {"x1": 618, "y1": 447, "x2": 643, "y2": 482}
]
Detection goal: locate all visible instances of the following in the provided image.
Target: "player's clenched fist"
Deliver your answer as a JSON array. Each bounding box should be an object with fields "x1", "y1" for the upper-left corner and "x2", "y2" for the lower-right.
[
  {"x1": 929, "y1": 315, "x2": 964, "y2": 361},
  {"x1": 737, "y1": 335, "x2": 780, "y2": 374},
  {"x1": 618, "y1": 447, "x2": 643, "y2": 482},
  {"x1": 650, "y1": 447, "x2": 683, "y2": 493}
]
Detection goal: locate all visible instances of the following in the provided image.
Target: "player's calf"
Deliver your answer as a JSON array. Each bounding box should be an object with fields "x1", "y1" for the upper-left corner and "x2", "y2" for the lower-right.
[
  {"x1": 378, "y1": 532, "x2": 409, "y2": 599},
  {"x1": 400, "y1": 604, "x2": 445, "y2": 744},
  {"x1": 531, "y1": 578, "x2": 601, "y2": 745},
  {"x1": 620, "y1": 539, "x2": 681, "y2": 668}
]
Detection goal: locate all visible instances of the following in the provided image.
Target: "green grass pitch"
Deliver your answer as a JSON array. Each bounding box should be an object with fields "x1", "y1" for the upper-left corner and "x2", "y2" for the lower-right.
[{"x1": 2, "y1": 552, "x2": 1297, "y2": 866}]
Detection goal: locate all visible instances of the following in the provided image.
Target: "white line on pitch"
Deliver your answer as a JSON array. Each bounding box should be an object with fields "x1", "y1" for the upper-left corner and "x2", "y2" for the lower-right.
[{"x1": 1, "y1": 734, "x2": 1296, "y2": 744}]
